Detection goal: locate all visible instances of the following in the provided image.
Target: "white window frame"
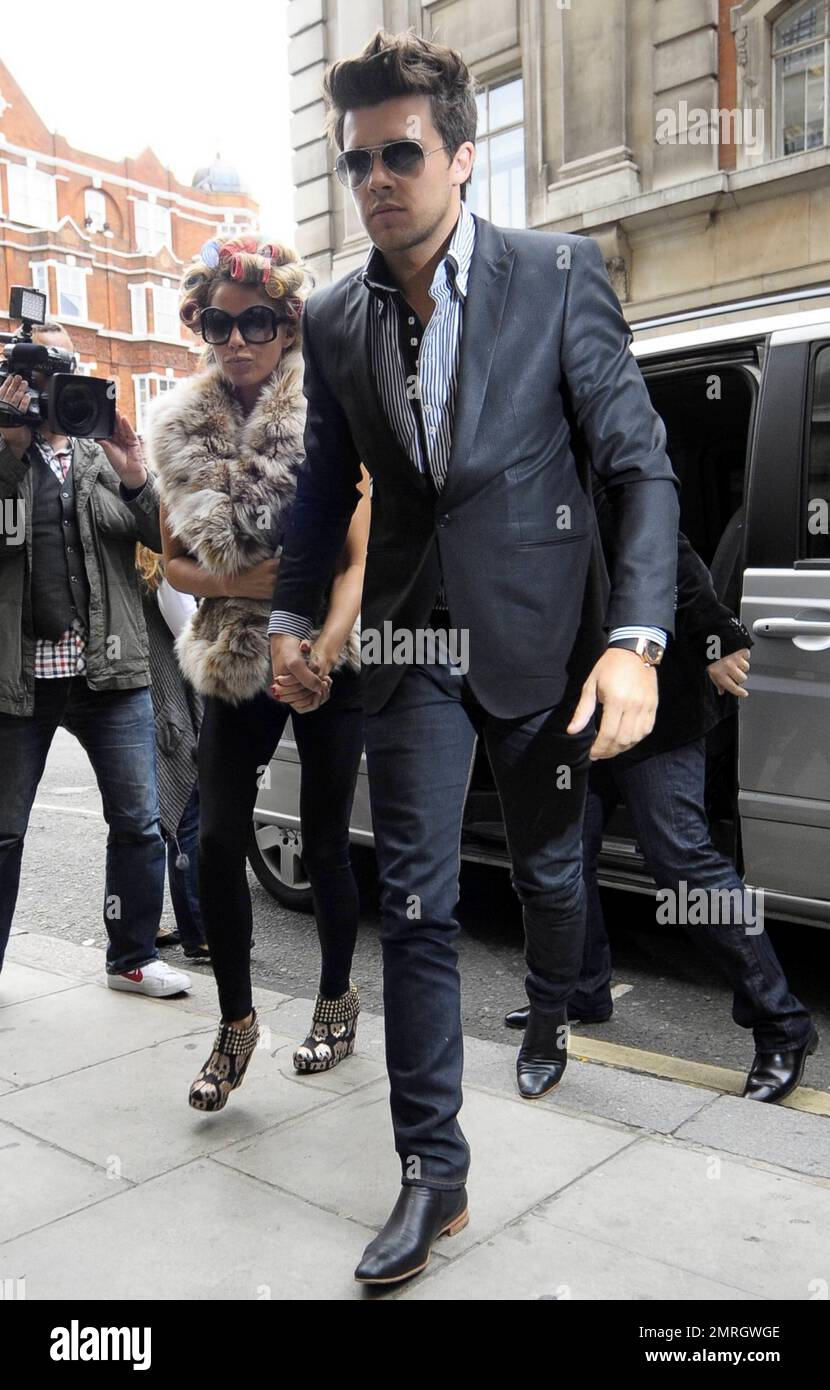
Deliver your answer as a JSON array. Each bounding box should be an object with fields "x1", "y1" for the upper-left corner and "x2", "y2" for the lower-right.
[
  {"x1": 129, "y1": 283, "x2": 148, "y2": 336},
  {"x1": 30, "y1": 262, "x2": 51, "y2": 315},
  {"x1": 55, "y1": 263, "x2": 88, "y2": 322},
  {"x1": 84, "y1": 187, "x2": 107, "y2": 233},
  {"x1": 468, "y1": 74, "x2": 526, "y2": 229},
  {"x1": 7, "y1": 163, "x2": 58, "y2": 228},
  {"x1": 151, "y1": 284, "x2": 180, "y2": 340},
  {"x1": 133, "y1": 374, "x2": 153, "y2": 433},
  {"x1": 773, "y1": 0, "x2": 830, "y2": 157},
  {"x1": 134, "y1": 199, "x2": 172, "y2": 255}
]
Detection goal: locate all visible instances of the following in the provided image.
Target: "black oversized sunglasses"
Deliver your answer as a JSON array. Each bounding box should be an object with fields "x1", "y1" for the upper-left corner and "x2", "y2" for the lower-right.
[
  {"x1": 199, "y1": 304, "x2": 287, "y2": 345},
  {"x1": 334, "y1": 139, "x2": 448, "y2": 189}
]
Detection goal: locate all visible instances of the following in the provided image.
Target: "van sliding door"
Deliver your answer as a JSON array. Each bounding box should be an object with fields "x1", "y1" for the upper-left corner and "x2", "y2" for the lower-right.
[{"x1": 739, "y1": 330, "x2": 830, "y2": 923}]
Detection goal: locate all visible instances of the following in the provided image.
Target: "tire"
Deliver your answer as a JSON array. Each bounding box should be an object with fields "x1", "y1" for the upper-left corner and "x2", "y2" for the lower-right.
[{"x1": 247, "y1": 820, "x2": 314, "y2": 913}]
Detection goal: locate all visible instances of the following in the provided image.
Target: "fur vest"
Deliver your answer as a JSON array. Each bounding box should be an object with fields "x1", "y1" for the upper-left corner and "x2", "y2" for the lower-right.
[{"x1": 146, "y1": 359, "x2": 360, "y2": 705}]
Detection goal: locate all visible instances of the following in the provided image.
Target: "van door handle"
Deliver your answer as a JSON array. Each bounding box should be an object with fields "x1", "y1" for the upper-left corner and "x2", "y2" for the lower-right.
[{"x1": 752, "y1": 618, "x2": 830, "y2": 636}]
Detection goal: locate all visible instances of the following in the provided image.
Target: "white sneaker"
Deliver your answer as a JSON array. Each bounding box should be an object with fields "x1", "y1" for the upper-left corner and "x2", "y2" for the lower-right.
[{"x1": 107, "y1": 959, "x2": 191, "y2": 997}]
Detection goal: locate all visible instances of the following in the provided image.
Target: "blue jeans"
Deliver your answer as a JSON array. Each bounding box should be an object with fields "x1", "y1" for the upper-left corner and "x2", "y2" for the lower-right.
[
  {"x1": 364, "y1": 657, "x2": 595, "y2": 1191},
  {"x1": 580, "y1": 738, "x2": 813, "y2": 1051},
  {"x1": 162, "y1": 783, "x2": 205, "y2": 947},
  {"x1": 0, "y1": 677, "x2": 165, "y2": 975}
]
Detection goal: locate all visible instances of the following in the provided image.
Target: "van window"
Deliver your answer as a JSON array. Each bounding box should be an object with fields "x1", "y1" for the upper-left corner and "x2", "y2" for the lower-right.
[
  {"x1": 804, "y1": 344, "x2": 830, "y2": 560},
  {"x1": 645, "y1": 366, "x2": 753, "y2": 569}
]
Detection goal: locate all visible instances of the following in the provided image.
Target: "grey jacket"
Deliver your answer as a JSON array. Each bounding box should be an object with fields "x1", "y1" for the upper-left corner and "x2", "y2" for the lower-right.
[{"x1": 0, "y1": 436, "x2": 162, "y2": 717}]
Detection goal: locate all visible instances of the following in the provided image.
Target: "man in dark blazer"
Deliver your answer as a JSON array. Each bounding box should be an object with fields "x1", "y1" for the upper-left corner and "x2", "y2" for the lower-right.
[
  {"x1": 505, "y1": 505, "x2": 818, "y2": 1102},
  {"x1": 269, "y1": 30, "x2": 680, "y2": 1286}
]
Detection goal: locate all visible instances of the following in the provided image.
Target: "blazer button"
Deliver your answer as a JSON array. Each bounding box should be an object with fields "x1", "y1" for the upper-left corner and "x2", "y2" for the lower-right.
[{"x1": 437, "y1": 514, "x2": 450, "y2": 527}]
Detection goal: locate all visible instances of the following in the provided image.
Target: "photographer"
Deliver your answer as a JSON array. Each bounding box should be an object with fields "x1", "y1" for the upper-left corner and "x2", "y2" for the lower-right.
[{"x1": 0, "y1": 320, "x2": 190, "y2": 998}]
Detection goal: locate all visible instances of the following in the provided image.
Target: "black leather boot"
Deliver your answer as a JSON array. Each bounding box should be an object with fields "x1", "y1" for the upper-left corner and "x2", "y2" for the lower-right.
[
  {"x1": 505, "y1": 1001, "x2": 612, "y2": 1030},
  {"x1": 354, "y1": 1184, "x2": 469, "y2": 1285},
  {"x1": 516, "y1": 1007, "x2": 568, "y2": 1098},
  {"x1": 743, "y1": 1029, "x2": 819, "y2": 1103}
]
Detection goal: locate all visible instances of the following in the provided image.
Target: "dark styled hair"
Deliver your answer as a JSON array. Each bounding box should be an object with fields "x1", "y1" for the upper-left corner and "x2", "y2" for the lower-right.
[{"x1": 323, "y1": 29, "x2": 477, "y2": 200}]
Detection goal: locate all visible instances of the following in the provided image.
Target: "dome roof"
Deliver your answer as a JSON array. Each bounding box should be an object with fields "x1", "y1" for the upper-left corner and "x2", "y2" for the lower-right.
[{"x1": 192, "y1": 154, "x2": 246, "y2": 194}]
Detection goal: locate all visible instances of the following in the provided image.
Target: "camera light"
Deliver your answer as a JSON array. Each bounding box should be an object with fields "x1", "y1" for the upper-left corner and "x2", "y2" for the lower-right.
[{"x1": 9, "y1": 285, "x2": 47, "y2": 326}]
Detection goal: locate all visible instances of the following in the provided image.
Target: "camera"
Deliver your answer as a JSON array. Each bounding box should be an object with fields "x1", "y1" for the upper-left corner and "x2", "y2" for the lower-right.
[{"x1": 0, "y1": 286, "x2": 116, "y2": 439}]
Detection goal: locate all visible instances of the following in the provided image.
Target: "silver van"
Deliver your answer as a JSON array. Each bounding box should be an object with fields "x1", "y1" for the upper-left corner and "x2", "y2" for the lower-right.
[{"x1": 249, "y1": 296, "x2": 830, "y2": 929}]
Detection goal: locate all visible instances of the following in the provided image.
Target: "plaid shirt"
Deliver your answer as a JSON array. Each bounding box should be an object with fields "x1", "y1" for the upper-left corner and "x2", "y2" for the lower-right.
[{"x1": 32, "y1": 434, "x2": 88, "y2": 680}]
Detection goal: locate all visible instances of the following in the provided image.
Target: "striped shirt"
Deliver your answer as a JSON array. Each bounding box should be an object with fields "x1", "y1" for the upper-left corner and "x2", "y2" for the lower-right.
[
  {"x1": 269, "y1": 203, "x2": 665, "y2": 652},
  {"x1": 32, "y1": 435, "x2": 88, "y2": 680}
]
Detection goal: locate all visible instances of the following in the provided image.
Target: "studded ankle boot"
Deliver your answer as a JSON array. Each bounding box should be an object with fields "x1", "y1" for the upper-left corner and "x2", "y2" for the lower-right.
[
  {"x1": 293, "y1": 982, "x2": 360, "y2": 1074},
  {"x1": 189, "y1": 1008, "x2": 259, "y2": 1112}
]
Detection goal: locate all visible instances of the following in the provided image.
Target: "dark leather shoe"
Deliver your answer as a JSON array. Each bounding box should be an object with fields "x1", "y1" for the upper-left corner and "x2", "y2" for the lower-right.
[
  {"x1": 354, "y1": 1185, "x2": 469, "y2": 1285},
  {"x1": 743, "y1": 1029, "x2": 819, "y2": 1103},
  {"x1": 516, "y1": 1008, "x2": 568, "y2": 1098},
  {"x1": 504, "y1": 1002, "x2": 613, "y2": 1030}
]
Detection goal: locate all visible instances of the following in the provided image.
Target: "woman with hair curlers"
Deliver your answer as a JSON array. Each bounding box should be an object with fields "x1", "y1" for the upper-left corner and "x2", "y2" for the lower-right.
[{"x1": 147, "y1": 234, "x2": 369, "y2": 1112}]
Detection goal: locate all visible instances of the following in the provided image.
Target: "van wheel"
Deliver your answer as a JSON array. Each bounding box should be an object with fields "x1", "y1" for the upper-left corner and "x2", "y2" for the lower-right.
[{"x1": 247, "y1": 821, "x2": 314, "y2": 913}]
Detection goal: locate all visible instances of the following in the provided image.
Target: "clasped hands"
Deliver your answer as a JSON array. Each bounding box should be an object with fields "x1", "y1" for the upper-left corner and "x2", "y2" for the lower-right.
[{"x1": 269, "y1": 635, "x2": 333, "y2": 714}]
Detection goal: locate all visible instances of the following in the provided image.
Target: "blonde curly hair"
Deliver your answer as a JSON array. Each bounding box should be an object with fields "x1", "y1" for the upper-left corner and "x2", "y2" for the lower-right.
[{"x1": 178, "y1": 234, "x2": 313, "y2": 369}]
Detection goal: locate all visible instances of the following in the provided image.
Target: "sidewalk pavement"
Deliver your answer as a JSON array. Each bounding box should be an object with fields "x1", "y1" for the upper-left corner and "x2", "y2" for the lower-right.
[{"x1": 1, "y1": 929, "x2": 829, "y2": 1302}]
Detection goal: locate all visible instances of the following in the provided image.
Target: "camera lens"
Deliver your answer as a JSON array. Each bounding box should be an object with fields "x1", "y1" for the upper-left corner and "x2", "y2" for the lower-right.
[{"x1": 58, "y1": 381, "x2": 96, "y2": 434}]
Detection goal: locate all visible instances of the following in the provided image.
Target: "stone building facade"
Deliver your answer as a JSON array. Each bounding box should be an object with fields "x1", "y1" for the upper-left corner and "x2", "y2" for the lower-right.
[{"x1": 288, "y1": 0, "x2": 830, "y2": 334}]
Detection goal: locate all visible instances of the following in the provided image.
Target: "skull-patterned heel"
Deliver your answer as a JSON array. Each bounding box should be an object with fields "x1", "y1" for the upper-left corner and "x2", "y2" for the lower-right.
[
  {"x1": 188, "y1": 1008, "x2": 259, "y2": 1112},
  {"x1": 293, "y1": 982, "x2": 360, "y2": 1074}
]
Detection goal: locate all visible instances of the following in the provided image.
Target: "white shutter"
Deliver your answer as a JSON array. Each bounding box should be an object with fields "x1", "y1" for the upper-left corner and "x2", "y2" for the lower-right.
[{"x1": 130, "y1": 284, "x2": 148, "y2": 336}]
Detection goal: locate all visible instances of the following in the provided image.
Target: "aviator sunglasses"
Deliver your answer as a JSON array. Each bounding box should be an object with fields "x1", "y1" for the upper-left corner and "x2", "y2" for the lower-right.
[
  {"x1": 199, "y1": 304, "x2": 288, "y2": 346},
  {"x1": 334, "y1": 139, "x2": 449, "y2": 190}
]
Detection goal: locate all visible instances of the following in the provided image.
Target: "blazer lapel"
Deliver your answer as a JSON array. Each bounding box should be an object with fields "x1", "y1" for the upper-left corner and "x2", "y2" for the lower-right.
[{"x1": 439, "y1": 218, "x2": 515, "y2": 509}]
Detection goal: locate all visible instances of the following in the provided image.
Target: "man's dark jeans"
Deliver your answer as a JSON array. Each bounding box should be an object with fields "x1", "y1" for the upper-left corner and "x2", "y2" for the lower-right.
[
  {"x1": 578, "y1": 737, "x2": 813, "y2": 1051},
  {"x1": 364, "y1": 652, "x2": 595, "y2": 1191},
  {"x1": 0, "y1": 677, "x2": 165, "y2": 975}
]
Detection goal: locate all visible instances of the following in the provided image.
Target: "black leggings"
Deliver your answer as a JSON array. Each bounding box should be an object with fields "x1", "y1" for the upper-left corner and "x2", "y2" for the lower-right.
[{"x1": 197, "y1": 666, "x2": 364, "y2": 1020}]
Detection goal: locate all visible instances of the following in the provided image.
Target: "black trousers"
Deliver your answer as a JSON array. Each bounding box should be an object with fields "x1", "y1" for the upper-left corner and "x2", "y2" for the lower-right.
[{"x1": 197, "y1": 666, "x2": 364, "y2": 1020}]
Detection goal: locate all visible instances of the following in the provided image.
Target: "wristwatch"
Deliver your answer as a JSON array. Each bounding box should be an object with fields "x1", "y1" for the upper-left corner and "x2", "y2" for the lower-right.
[{"x1": 608, "y1": 635, "x2": 664, "y2": 667}]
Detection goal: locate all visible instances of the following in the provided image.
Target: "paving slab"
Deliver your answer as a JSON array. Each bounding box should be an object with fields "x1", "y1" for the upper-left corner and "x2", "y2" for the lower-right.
[
  {"x1": 215, "y1": 1078, "x2": 637, "y2": 1253},
  {"x1": 3, "y1": 933, "x2": 104, "y2": 982},
  {"x1": 2, "y1": 934, "x2": 291, "y2": 1021},
  {"x1": 395, "y1": 1212, "x2": 760, "y2": 1301},
  {"x1": 675, "y1": 1094, "x2": 830, "y2": 1180},
  {"x1": 0, "y1": 1119, "x2": 131, "y2": 1243},
  {"x1": 0, "y1": 1158, "x2": 378, "y2": 1300},
  {"x1": 535, "y1": 1135, "x2": 830, "y2": 1301},
  {"x1": 0, "y1": 962, "x2": 85, "y2": 1008},
  {"x1": 0, "y1": 985, "x2": 217, "y2": 1087},
  {"x1": 0, "y1": 1030, "x2": 345, "y2": 1184},
  {"x1": 461, "y1": 1032, "x2": 720, "y2": 1132}
]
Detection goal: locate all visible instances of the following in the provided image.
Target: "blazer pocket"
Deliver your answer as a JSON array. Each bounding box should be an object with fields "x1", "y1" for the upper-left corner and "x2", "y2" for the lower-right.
[{"x1": 515, "y1": 530, "x2": 588, "y2": 549}]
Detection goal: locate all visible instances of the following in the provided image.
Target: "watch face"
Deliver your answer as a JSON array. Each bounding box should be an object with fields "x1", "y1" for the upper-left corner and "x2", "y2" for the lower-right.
[{"x1": 645, "y1": 640, "x2": 663, "y2": 665}]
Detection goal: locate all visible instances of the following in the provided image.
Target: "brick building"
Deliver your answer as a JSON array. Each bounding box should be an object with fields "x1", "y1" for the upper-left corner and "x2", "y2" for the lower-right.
[{"x1": 0, "y1": 59, "x2": 260, "y2": 431}]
